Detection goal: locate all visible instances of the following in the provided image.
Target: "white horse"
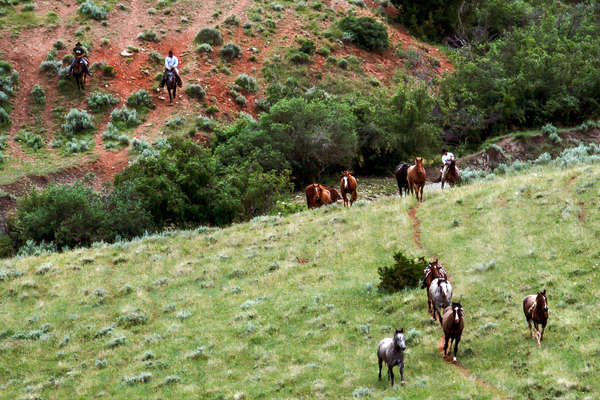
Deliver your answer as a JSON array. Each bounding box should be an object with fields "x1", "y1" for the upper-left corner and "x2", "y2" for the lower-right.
[
  {"x1": 377, "y1": 329, "x2": 406, "y2": 387},
  {"x1": 429, "y1": 278, "x2": 453, "y2": 324}
]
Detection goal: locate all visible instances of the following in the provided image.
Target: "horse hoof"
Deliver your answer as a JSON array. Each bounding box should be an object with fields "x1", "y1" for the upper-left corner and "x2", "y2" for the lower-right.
[
  {"x1": 401, "y1": 381, "x2": 405, "y2": 386},
  {"x1": 452, "y1": 357, "x2": 457, "y2": 363}
]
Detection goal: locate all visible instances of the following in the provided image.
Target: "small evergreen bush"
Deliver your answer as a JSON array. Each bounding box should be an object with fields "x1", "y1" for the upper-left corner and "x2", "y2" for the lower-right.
[
  {"x1": 87, "y1": 91, "x2": 119, "y2": 112},
  {"x1": 16, "y1": 131, "x2": 43, "y2": 151},
  {"x1": 137, "y1": 30, "x2": 160, "y2": 42},
  {"x1": 147, "y1": 50, "x2": 163, "y2": 65},
  {"x1": 63, "y1": 109, "x2": 94, "y2": 137},
  {"x1": 196, "y1": 43, "x2": 213, "y2": 53},
  {"x1": 66, "y1": 138, "x2": 90, "y2": 153},
  {"x1": 219, "y1": 43, "x2": 241, "y2": 62},
  {"x1": 377, "y1": 251, "x2": 427, "y2": 292},
  {"x1": 30, "y1": 84, "x2": 46, "y2": 105},
  {"x1": 127, "y1": 90, "x2": 154, "y2": 109},
  {"x1": 289, "y1": 52, "x2": 309, "y2": 64},
  {"x1": 110, "y1": 106, "x2": 139, "y2": 128},
  {"x1": 39, "y1": 60, "x2": 62, "y2": 75},
  {"x1": 195, "y1": 27, "x2": 223, "y2": 45},
  {"x1": 79, "y1": 0, "x2": 108, "y2": 20},
  {"x1": 223, "y1": 14, "x2": 240, "y2": 26},
  {"x1": 185, "y1": 84, "x2": 206, "y2": 100},
  {"x1": 234, "y1": 74, "x2": 258, "y2": 92},
  {"x1": 338, "y1": 16, "x2": 389, "y2": 51}
]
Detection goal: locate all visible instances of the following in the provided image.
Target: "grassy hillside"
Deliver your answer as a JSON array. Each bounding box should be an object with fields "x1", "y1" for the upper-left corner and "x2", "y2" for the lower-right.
[{"x1": 1, "y1": 164, "x2": 599, "y2": 399}]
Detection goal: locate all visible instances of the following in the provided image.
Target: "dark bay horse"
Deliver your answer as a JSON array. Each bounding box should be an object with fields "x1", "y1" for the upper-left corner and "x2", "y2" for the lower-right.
[
  {"x1": 377, "y1": 329, "x2": 406, "y2": 387},
  {"x1": 441, "y1": 159, "x2": 461, "y2": 189},
  {"x1": 422, "y1": 259, "x2": 448, "y2": 319},
  {"x1": 442, "y1": 302, "x2": 464, "y2": 363},
  {"x1": 523, "y1": 290, "x2": 548, "y2": 347},
  {"x1": 407, "y1": 157, "x2": 426, "y2": 202},
  {"x1": 72, "y1": 58, "x2": 90, "y2": 91},
  {"x1": 340, "y1": 171, "x2": 357, "y2": 207},
  {"x1": 165, "y1": 69, "x2": 177, "y2": 104},
  {"x1": 305, "y1": 184, "x2": 337, "y2": 209},
  {"x1": 394, "y1": 163, "x2": 410, "y2": 196}
]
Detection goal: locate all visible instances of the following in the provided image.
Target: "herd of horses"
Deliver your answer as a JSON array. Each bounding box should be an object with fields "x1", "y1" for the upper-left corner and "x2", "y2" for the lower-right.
[{"x1": 378, "y1": 259, "x2": 549, "y2": 387}]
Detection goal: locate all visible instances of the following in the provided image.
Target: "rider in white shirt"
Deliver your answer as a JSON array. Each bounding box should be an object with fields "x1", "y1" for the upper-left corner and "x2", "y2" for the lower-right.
[
  {"x1": 160, "y1": 50, "x2": 182, "y2": 88},
  {"x1": 441, "y1": 149, "x2": 456, "y2": 181}
]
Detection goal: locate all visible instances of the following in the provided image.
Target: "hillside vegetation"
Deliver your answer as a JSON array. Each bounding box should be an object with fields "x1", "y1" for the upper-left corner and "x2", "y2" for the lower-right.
[{"x1": 1, "y1": 164, "x2": 598, "y2": 398}]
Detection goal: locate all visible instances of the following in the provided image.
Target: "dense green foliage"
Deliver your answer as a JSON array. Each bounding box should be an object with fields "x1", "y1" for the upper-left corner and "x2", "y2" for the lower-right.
[
  {"x1": 377, "y1": 251, "x2": 427, "y2": 292},
  {"x1": 338, "y1": 16, "x2": 389, "y2": 51}
]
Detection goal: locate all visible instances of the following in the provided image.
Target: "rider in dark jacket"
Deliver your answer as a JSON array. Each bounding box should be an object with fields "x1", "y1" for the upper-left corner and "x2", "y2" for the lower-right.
[{"x1": 68, "y1": 42, "x2": 91, "y2": 76}]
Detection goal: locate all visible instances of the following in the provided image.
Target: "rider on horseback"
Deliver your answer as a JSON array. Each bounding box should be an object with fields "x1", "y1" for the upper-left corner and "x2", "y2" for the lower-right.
[
  {"x1": 68, "y1": 42, "x2": 91, "y2": 76},
  {"x1": 440, "y1": 149, "x2": 457, "y2": 182},
  {"x1": 160, "y1": 50, "x2": 182, "y2": 89}
]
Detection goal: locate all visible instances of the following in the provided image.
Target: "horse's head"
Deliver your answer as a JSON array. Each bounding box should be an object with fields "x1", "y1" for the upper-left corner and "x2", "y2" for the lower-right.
[
  {"x1": 312, "y1": 184, "x2": 320, "y2": 202},
  {"x1": 415, "y1": 157, "x2": 423, "y2": 166},
  {"x1": 537, "y1": 290, "x2": 548, "y2": 313},
  {"x1": 451, "y1": 302, "x2": 464, "y2": 323},
  {"x1": 393, "y1": 328, "x2": 406, "y2": 351}
]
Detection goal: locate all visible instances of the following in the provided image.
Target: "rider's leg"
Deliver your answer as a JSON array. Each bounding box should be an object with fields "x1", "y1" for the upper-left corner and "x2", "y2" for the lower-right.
[
  {"x1": 160, "y1": 69, "x2": 167, "y2": 88},
  {"x1": 68, "y1": 57, "x2": 76, "y2": 74},
  {"x1": 175, "y1": 68, "x2": 182, "y2": 87}
]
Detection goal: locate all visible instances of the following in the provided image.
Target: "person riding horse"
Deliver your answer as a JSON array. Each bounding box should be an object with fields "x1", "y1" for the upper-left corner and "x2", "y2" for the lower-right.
[
  {"x1": 160, "y1": 50, "x2": 182, "y2": 89},
  {"x1": 68, "y1": 42, "x2": 91, "y2": 76},
  {"x1": 440, "y1": 149, "x2": 457, "y2": 183}
]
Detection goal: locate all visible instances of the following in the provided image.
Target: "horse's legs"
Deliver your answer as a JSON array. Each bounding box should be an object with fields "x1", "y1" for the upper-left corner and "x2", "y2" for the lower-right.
[
  {"x1": 378, "y1": 356, "x2": 382, "y2": 380},
  {"x1": 399, "y1": 361, "x2": 405, "y2": 385},
  {"x1": 540, "y1": 322, "x2": 546, "y2": 342},
  {"x1": 389, "y1": 366, "x2": 394, "y2": 387},
  {"x1": 526, "y1": 317, "x2": 533, "y2": 338},
  {"x1": 443, "y1": 335, "x2": 449, "y2": 357},
  {"x1": 533, "y1": 322, "x2": 541, "y2": 346},
  {"x1": 453, "y1": 337, "x2": 460, "y2": 362},
  {"x1": 350, "y1": 190, "x2": 357, "y2": 206},
  {"x1": 419, "y1": 185, "x2": 424, "y2": 202}
]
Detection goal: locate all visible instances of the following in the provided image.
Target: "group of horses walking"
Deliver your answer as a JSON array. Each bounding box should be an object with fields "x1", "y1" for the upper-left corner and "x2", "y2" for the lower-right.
[
  {"x1": 395, "y1": 157, "x2": 462, "y2": 202},
  {"x1": 377, "y1": 259, "x2": 549, "y2": 387},
  {"x1": 305, "y1": 171, "x2": 358, "y2": 209}
]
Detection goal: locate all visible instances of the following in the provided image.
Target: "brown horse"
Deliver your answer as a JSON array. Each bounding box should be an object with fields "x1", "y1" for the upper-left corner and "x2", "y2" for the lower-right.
[
  {"x1": 441, "y1": 159, "x2": 461, "y2": 189},
  {"x1": 305, "y1": 184, "x2": 336, "y2": 209},
  {"x1": 326, "y1": 186, "x2": 341, "y2": 203},
  {"x1": 340, "y1": 171, "x2": 357, "y2": 207},
  {"x1": 72, "y1": 57, "x2": 90, "y2": 92},
  {"x1": 407, "y1": 157, "x2": 426, "y2": 202},
  {"x1": 441, "y1": 302, "x2": 465, "y2": 363},
  {"x1": 394, "y1": 163, "x2": 410, "y2": 197},
  {"x1": 523, "y1": 290, "x2": 548, "y2": 347},
  {"x1": 421, "y1": 259, "x2": 448, "y2": 319}
]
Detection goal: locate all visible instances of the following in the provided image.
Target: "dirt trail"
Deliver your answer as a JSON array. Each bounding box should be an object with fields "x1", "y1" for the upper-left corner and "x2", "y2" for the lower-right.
[{"x1": 409, "y1": 203, "x2": 513, "y2": 400}]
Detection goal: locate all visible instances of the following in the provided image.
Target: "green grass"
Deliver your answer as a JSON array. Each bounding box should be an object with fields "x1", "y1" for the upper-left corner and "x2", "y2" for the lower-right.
[{"x1": 0, "y1": 163, "x2": 599, "y2": 397}]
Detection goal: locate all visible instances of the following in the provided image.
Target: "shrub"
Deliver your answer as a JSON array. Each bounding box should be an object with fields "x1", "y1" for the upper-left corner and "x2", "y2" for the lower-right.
[
  {"x1": 197, "y1": 115, "x2": 214, "y2": 131},
  {"x1": 127, "y1": 90, "x2": 154, "y2": 109},
  {"x1": 377, "y1": 251, "x2": 427, "y2": 292},
  {"x1": 224, "y1": 14, "x2": 239, "y2": 26},
  {"x1": 53, "y1": 40, "x2": 65, "y2": 50},
  {"x1": 219, "y1": 43, "x2": 241, "y2": 62},
  {"x1": 0, "y1": 107, "x2": 9, "y2": 124},
  {"x1": 271, "y1": 2, "x2": 285, "y2": 11},
  {"x1": 87, "y1": 91, "x2": 119, "y2": 112},
  {"x1": 298, "y1": 39, "x2": 315, "y2": 55},
  {"x1": 542, "y1": 123, "x2": 562, "y2": 144},
  {"x1": 234, "y1": 94, "x2": 247, "y2": 107},
  {"x1": 147, "y1": 51, "x2": 163, "y2": 65},
  {"x1": 337, "y1": 58, "x2": 348, "y2": 69},
  {"x1": 195, "y1": 27, "x2": 223, "y2": 45},
  {"x1": 234, "y1": 74, "x2": 258, "y2": 92},
  {"x1": 110, "y1": 107, "x2": 139, "y2": 128},
  {"x1": 16, "y1": 131, "x2": 43, "y2": 151},
  {"x1": 65, "y1": 138, "x2": 90, "y2": 153},
  {"x1": 30, "y1": 84, "x2": 46, "y2": 105},
  {"x1": 39, "y1": 60, "x2": 62, "y2": 75},
  {"x1": 79, "y1": 0, "x2": 108, "y2": 20},
  {"x1": 63, "y1": 109, "x2": 94, "y2": 137},
  {"x1": 0, "y1": 234, "x2": 14, "y2": 258},
  {"x1": 196, "y1": 43, "x2": 213, "y2": 53},
  {"x1": 137, "y1": 30, "x2": 160, "y2": 42},
  {"x1": 185, "y1": 84, "x2": 206, "y2": 100},
  {"x1": 338, "y1": 16, "x2": 389, "y2": 51},
  {"x1": 102, "y1": 123, "x2": 118, "y2": 141},
  {"x1": 289, "y1": 52, "x2": 309, "y2": 64},
  {"x1": 317, "y1": 46, "x2": 330, "y2": 56},
  {"x1": 103, "y1": 65, "x2": 116, "y2": 77}
]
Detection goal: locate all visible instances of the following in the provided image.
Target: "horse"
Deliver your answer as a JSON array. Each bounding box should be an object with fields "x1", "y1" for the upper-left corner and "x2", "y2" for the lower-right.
[
  {"x1": 429, "y1": 277, "x2": 453, "y2": 324},
  {"x1": 72, "y1": 57, "x2": 90, "y2": 92},
  {"x1": 305, "y1": 184, "x2": 336, "y2": 209},
  {"x1": 421, "y1": 259, "x2": 448, "y2": 319},
  {"x1": 407, "y1": 157, "x2": 426, "y2": 202},
  {"x1": 340, "y1": 171, "x2": 357, "y2": 207},
  {"x1": 441, "y1": 159, "x2": 461, "y2": 189},
  {"x1": 442, "y1": 302, "x2": 465, "y2": 363},
  {"x1": 523, "y1": 290, "x2": 548, "y2": 347},
  {"x1": 377, "y1": 329, "x2": 406, "y2": 387},
  {"x1": 326, "y1": 186, "x2": 341, "y2": 203},
  {"x1": 394, "y1": 163, "x2": 410, "y2": 197},
  {"x1": 165, "y1": 69, "x2": 177, "y2": 104}
]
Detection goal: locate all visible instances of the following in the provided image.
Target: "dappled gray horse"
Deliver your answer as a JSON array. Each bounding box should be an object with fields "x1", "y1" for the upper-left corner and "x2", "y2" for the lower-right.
[
  {"x1": 377, "y1": 329, "x2": 406, "y2": 387},
  {"x1": 429, "y1": 278, "x2": 453, "y2": 324}
]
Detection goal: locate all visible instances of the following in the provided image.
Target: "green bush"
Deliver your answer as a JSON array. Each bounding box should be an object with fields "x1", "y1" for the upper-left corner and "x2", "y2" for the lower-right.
[
  {"x1": 234, "y1": 74, "x2": 258, "y2": 92},
  {"x1": 219, "y1": 43, "x2": 241, "y2": 62},
  {"x1": 377, "y1": 251, "x2": 427, "y2": 293},
  {"x1": 195, "y1": 27, "x2": 223, "y2": 45},
  {"x1": 127, "y1": 90, "x2": 154, "y2": 109},
  {"x1": 185, "y1": 84, "x2": 206, "y2": 100},
  {"x1": 289, "y1": 52, "x2": 309, "y2": 64},
  {"x1": 317, "y1": 46, "x2": 330, "y2": 57},
  {"x1": 0, "y1": 234, "x2": 14, "y2": 258},
  {"x1": 63, "y1": 109, "x2": 94, "y2": 137},
  {"x1": 338, "y1": 16, "x2": 389, "y2": 51},
  {"x1": 39, "y1": 60, "x2": 62, "y2": 75},
  {"x1": 337, "y1": 58, "x2": 348, "y2": 69},
  {"x1": 79, "y1": 0, "x2": 108, "y2": 20},
  {"x1": 110, "y1": 107, "x2": 140, "y2": 128},
  {"x1": 298, "y1": 39, "x2": 315, "y2": 55},
  {"x1": 30, "y1": 84, "x2": 46, "y2": 105},
  {"x1": 87, "y1": 91, "x2": 119, "y2": 112},
  {"x1": 196, "y1": 43, "x2": 213, "y2": 53},
  {"x1": 0, "y1": 107, "x2": 9, "y2": 124},
  {"x1": 137, "y1": 30, "x2": 160, "y2": 42},
  {"x1": 16, "y1": 131, "x2": 43, "y2": 151},
  {"x1": 65, "y1": 138, "x2": 90, "y2": 153},
  {"x1": 224, "y1": 14, "x2": 240, "y2": 26}
]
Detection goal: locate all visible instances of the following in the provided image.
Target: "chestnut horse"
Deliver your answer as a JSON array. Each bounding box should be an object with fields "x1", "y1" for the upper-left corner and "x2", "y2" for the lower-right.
[
  {"x1": 305, "y1": 184, "x2": 337, "y2": 209},
  {"x1": 407, "y1": 157, "x2": 426, "y2": 202},
  {"x1": 421, "y1": 259, "x2": 448, "y2": 319},
  {"x1": 441, "y1": 159, "x2": 461, "y2": 189},
  {"x1": 523, "y1": 290, "x2": 548, "y2": 347},
  {"x1": 340, "y1": 171, "x2": 357, "y2": 207},
  {"x1": 442, "y1": 302, "x2": 465, "y2": 363}
]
